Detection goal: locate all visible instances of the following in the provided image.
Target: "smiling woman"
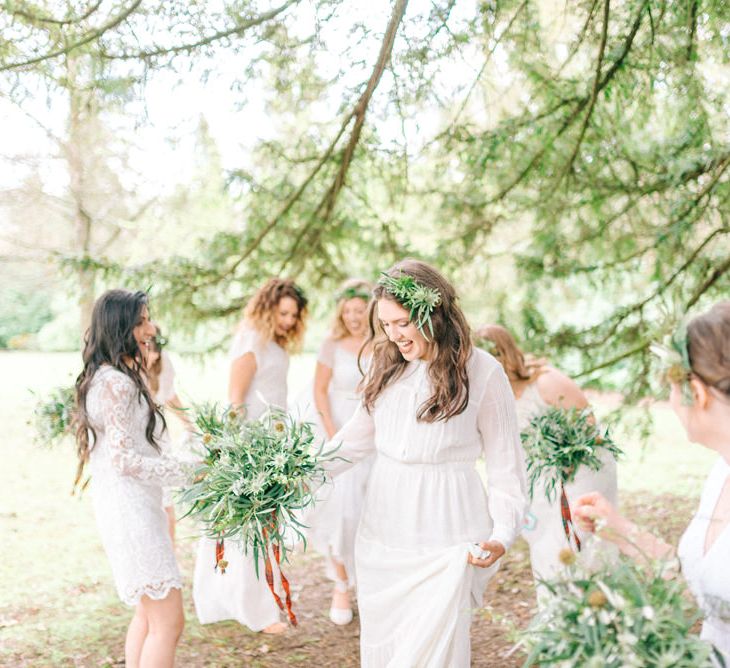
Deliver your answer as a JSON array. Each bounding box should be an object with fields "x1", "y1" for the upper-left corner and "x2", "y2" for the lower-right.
[
  {"x1": 322, "y1": 259, "x2": 527, "y2": 666},
  {"x1": 74, "y1": 289, "x2": 194, "y2": 668}
]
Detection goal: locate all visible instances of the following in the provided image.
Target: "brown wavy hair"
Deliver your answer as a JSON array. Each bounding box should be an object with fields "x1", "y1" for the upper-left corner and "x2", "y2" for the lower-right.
[
  {"x1": 330, "y1": 278, "x2": 373, "y2": 341},
  {"x1": 75, "y1": 290, "x2": 165, "y2": 490},
  {"x1": 240, "y1": 278, "x2": 308, "y2": 353},
  {"x1": 361, "y1": 259, "x2": 472, "y2": 422},
  {"x1": 687, "y1": 301, "x2": 730, "y2": 398},
  {"x1": 475, "y1": 324, "x2": 545, "y2": 383}
]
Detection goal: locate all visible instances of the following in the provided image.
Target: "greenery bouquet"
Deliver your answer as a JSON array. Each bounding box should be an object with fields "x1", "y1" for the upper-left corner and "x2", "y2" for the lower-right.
[
  {"x1": 523, "y1": 557, "x2": 719, "y2": 667},
  {"x1": 32, "y1": 385, "x2": 76, "y2": 446},
  {"x1": 180, "y1": 403, "x2": 338, "y2": 625},
  {"x1": 521, "y1": 407, "x2": 622, "y2": 551}
]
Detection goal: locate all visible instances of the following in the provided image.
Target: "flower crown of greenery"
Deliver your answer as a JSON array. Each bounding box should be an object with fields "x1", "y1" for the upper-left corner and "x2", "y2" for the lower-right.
[
  {"x1": 650, "y1": 321, "x2": 693, "y2": 404},
  {"x1": 336, "y1": 286, "x2": 371, "y2": 303},
  {"x1": 378, "y1": 272, "x2": 442, "y2": 340}
]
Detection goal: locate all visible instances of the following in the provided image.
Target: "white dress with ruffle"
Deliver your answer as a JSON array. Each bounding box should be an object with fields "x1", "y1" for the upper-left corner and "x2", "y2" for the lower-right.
[
  {"x1": 326, "y1": 350, "x2": 526, "y2": 666},
  {"x1": 86, "y1": 365, "x2": 190, "y2": 606},
  {"x1": 515, "y1": 382, "x2": 618, "y2": 583},
  {"x1": 306, "y1": 338, "x2": 372, "y2": 584},
  {"x1": 192, "y1": 327, "x2": 288, "y2": 630},
  {"x1": 678, "y1": 456, "x2": 730, "y2": 662}
]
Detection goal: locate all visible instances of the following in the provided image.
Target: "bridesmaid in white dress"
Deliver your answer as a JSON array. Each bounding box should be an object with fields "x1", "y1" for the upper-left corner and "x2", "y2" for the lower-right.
[
  {"x1": 307, "y1": 279, "x2": 373, "y2": 625},
  {"x1": 75, "y1": 290, "x2": 193, "y2": 668},
  {"x1": 476, "y1": 324, "x2": 618, "y2": 588},
  {"x1": 145, "y1": 324, "x2": 195, "y2": 542},
  {"x1": 192, "y1": 278, "x2": 308, "y2": 635},
  {"x1": 574, "y1": 301, "x2": 730, "y2": 662},
  {"x1": 324, "y1": 260, "x2": 527, "y2": 666}
]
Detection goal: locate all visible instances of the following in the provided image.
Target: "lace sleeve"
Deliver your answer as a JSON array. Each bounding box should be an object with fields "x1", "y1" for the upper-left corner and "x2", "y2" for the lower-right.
[
  {"x1": 477, "y1": 363, "x2": 528, "y2": 549},
  {"x1": 99, "y1": 371, "x2": 191, "y2": 485},
  {"x1": 323, "y1": 402, "x2": 376, "y2": 478}
]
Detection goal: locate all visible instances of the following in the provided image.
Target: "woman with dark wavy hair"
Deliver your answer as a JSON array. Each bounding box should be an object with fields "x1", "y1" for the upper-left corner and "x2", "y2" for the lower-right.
[
  {"x1": 75, "y1": 289, "x2": 192, "y2": 668},
  {"x1": 323, "y1": 259, "x2": 527, "y2": 666}
]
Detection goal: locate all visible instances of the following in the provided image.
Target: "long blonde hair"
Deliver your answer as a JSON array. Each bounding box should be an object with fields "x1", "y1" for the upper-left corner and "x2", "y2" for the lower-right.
[
  {"x1": 240, "y1": 278, "x2": 308, "y2": 353},
  {"x1": 361, "y1": 259, "x2": 472, "y2": 423},
  {"x1": 475, "y1": 324, "x2": 544, "y2": 384},
  {"x1": 330, "y1": 278, "x2": 373, "y2": 341}
]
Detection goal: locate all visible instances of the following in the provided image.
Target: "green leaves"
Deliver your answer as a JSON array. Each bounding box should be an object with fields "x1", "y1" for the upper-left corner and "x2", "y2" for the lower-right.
[
  {"x1": 180, "y1": 404, "x2": 339, "y2": 573},
  {"x1": 31, "y1": 385, "x2": 76, "y2": 447},
  {"x1": 378, "y1": 272, "x2": 442, "y2": 340},
  {"x1": 521, "y1": 407, "x2": 622, "y2": 502}
]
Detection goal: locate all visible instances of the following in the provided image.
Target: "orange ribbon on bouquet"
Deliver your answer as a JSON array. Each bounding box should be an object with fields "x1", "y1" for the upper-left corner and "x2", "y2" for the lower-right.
[
  {"x1": 262, "y1": 523, "x2": 297, "y2": 627},
  {"x1": 213, "y1": 520, "x2": 297, "y2": 627},
  {"x1": 560, "y1": 483, "x2": 582, "y2": 553}
]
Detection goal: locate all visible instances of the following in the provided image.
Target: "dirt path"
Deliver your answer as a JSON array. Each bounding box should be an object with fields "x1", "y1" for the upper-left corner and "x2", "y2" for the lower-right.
[{"x1": 1, "y1": 493, "x2": 695, "y2": 667}]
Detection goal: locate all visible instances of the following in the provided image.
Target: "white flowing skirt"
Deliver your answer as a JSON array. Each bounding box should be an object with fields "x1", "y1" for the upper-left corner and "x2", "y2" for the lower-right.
[
  {"x1": 193, "y1": 537, "x2": 282, "y2": 630},
  {"x1": 355, "y1": 453, "x2": 498, "y2": 667}
]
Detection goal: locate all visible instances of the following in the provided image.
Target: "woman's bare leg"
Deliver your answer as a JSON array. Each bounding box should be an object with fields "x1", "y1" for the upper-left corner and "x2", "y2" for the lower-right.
[{"x1": 138, "y1": 588, "x2": 184, "y2": 668}]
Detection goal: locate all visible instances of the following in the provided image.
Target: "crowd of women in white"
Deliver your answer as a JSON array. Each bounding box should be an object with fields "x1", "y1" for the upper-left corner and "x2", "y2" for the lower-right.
[{"x1": 73, "y1": 259, "x2": 730, "y2": 667}]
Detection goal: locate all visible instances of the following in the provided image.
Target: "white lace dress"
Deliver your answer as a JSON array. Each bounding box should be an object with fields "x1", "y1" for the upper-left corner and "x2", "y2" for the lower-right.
[
  {"x1": 678, "y1": 456, "x2": 730, "y2": 662},
  {"x1": 192, "y1": 326, "x2": 288, "y2": 630},
  {"x1": 86, "y1": 365, "x2": 191, "y2": 606},
  {"x1": 515, "y1": 382, "x2": 618, "y2": 583},
  {"x1": 326, "y1": 350, "x2": 526, "y2": 666},
  {"x1": 307, "y1": 338, "x2": 372, "y2": 585}
]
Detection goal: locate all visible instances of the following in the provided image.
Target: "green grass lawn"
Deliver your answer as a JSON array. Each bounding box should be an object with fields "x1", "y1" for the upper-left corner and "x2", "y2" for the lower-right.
[{"x1": 0, "y1": 351, "x2": 718, "y2": 665}]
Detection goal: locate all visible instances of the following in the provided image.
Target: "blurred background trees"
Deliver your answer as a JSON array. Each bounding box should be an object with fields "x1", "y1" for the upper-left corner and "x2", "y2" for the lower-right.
[{"x1": 1, "y1": 0, "x2": 728, "y2": 399}]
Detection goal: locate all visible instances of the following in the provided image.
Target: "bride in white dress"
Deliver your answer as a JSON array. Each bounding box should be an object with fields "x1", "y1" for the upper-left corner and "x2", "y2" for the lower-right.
[
  {"x1": 574, "y1": 301, "x2": 730, "y2": 662},
  {"x1": 476, "y1": 324, "x2": 618, "y2": 589},
  {"x1": 306, "y1": 279, "x2": 373, "y2": 625},
  {"x1": 192, "y1": 278, "x2": 308, "y2": 634},
  {"x1": 324, "y1": 260, "x2": 527, "y2": 666},
  {"x1": 75, "y1": 290, "x2": 193, "y2": 668}
]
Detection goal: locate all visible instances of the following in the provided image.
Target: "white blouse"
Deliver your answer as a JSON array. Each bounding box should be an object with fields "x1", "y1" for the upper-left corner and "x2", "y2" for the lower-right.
[
  {"x1": 678, "y1": 456, "x2": 730, "y2": 659},
  {"x1": 229, "y1": 326, "x2": 288, "y2": 417}
]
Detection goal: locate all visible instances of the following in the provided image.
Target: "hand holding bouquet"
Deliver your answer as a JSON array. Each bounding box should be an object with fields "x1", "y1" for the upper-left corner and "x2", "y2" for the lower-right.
[{"x1": 31, "y1": 385, "x2": 76, "y2": 446}]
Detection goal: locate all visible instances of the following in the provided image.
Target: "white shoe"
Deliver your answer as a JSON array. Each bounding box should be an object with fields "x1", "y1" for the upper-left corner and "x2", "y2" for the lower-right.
[{"x1": 329, "y1": 579, "x2": 353, "y2": 626}]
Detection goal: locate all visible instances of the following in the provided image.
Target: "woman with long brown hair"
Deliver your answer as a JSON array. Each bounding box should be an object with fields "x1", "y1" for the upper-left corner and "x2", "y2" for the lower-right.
[
  {"x1": 324, "y1": 260, "x2": 526, "y2": 666},
  {"x1": 75, "y1": 289, "x2": 192, "y2": 668},
  {"x1": 474, "y1": 324, "x2": 618, "y2": 592},
  {"x1": 307, "y1": 278, "x2": 373, "y2": 625},
  {"x1": 193, "y1": 277, "x2": 308, "y2": 635},
  {"x1": 574, "y1": 302, "x2": 730, "y2": 661}
]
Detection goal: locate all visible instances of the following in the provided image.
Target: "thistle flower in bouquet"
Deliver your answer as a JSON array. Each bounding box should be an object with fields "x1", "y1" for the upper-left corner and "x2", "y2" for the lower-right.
[
  {"x1": 31, "y1": 385, "x2": 76, "y2": 446},
  {"x1": 521, "y1": 407, "x2": 622, "y2": 503},
  {"x1": 181, "y1": 407, "x2": 338, "y2": 572},
  {"x1": 192, "y1": 401, "x2": 244, "y2": 464},
  {"x1": 523, "y1": 559, "x2": 718, "y2": 667}
]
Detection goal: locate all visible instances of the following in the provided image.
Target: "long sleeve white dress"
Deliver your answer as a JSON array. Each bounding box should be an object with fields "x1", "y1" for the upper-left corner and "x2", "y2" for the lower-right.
[
  {"x1": 515, "y1": 382, "x2": 618, "y2": 583},
  {"x1": 86, "y1": 365, "x2": 191, "y2": 606},
  {"x1": 678, "y1": 456, "x2": 730, "y2": 663},
  {"x1": 192, "y1": 326, "x2": 288, "y2": 630},
  {"x1": 326, "y1": 349, "x2": 527, "y2": 666},
  {"x1": 153, "y1": 350, "x2": 179, "y2": 509},
  {"x1": 307, "y1": 338, "x2": 372, "y2": 584}
]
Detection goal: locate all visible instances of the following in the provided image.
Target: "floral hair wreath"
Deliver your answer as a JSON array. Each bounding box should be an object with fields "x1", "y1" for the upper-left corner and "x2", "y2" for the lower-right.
[
  {"x1": 474, "y1": 336, "x2": 499, "y2": 356},
  {"x1": 377, "y1": 272, "x2": 442, "y2": 340},
  {"x1": 336, "y1": 286, "x2": 371, "y2": 303},
  {"x1": 650, "y1": 321, "x2": 694, "y2": 404}
]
